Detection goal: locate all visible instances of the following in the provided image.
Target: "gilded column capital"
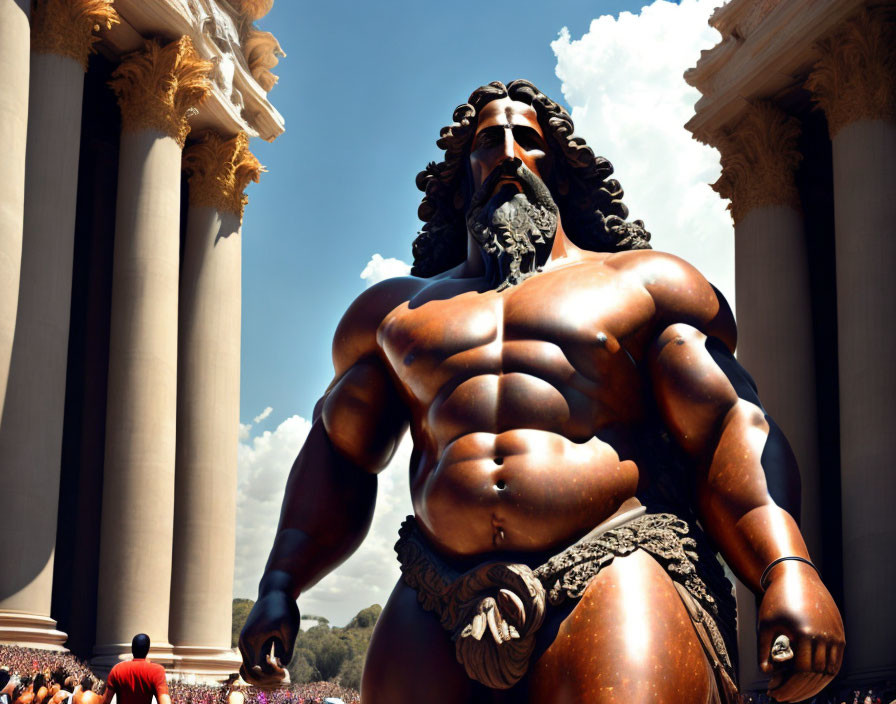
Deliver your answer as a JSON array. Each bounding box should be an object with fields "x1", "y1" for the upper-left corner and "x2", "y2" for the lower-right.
[
  {"x1": 183, "y1": 131, "x2": 265, "y2": 220},
  {"x1": 805, "y1": 8, "x2": 896, "y2": 138},
  {"x1": 109, "y1": 36, "x2": 214, "y2": 147},
  {"x1": 712, "y1": 101, "x2": 802, "y2": 225},
  {"x1": 30, "y1": 0, "x2": 119, "y2": 70}
]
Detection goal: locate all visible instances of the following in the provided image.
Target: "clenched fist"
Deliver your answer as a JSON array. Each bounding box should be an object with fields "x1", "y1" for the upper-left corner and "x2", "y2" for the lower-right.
[
  {"x1": 238, "y1": 590, "x2": 300, "y2": 688},
  {"x1": 757, "y1": 560, "x2": 844, "y2": 703}
]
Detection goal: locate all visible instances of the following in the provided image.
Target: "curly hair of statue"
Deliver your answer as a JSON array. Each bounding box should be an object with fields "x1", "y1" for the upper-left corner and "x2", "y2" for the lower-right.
[{"x1": 411, "y1": 80, "x2": 652, "y2": 277}]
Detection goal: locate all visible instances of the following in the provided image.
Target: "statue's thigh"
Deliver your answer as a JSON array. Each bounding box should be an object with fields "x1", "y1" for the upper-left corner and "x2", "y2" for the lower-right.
[
  {"x1": 528, "y1": 550, "x2": 715, "y2": 704},
  {"x1": 361, "y1": 579, "x2": 475, "y2": 703}
]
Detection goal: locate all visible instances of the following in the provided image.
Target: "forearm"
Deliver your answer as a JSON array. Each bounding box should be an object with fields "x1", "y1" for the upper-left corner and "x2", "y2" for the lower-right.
[
  {"x1": 696, "y1": 399, "x2": 810, "y2": 592},
  {"x1": 259, "y1": 418, "x2": 377, "y2": 599}
]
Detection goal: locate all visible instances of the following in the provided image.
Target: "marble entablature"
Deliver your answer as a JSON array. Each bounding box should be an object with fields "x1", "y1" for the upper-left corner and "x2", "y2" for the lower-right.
[{"x1": 99, "y1": 0, "x2": 285, "y2": 142}]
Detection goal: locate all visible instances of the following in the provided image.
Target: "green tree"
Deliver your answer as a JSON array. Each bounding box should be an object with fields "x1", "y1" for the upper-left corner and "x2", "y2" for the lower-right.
[
  {"x1": 281, "y1": 604, "x2": 384, "y2": 684},
  {"x1": 231, "y1": 599, "x2": 255, "y2": 648},
  {"x1": 313, "y1": 631, "x2": 350, "y2": 680},
  {"x1": 288, "y1": 647, "x2": 319, "y2": 684},
  {"x1": 337, "y1": 654, "x2": 365, "y2": 691},
  {"x1": 346, "y1": 604, "x2": 381, "y2": 630}
]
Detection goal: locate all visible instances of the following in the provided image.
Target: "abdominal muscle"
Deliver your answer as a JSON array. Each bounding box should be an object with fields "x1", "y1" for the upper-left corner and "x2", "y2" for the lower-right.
[{"x1": 411, "y1": 428, "x2": 640, "y2": 559}]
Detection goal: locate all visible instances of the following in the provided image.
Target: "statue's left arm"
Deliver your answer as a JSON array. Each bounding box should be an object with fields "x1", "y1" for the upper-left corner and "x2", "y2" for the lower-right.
[{"x1": 641, "y1": 255, "x2": 844, "y2": 703}]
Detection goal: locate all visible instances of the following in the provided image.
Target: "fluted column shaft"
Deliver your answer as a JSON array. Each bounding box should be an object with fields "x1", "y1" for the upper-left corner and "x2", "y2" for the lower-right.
[
  {"x1": 807, "y1": 9, "x2": 896, "y2": 681},
  {"x1": 0, "y1": 0, "x2": 117, "y2": 651},
  {"x1": 94, "y1": 36, "x2": 212, "y2": 670},
  {"x1": 713, "y1": 101, "x2": 820, "y2": 690},
  {"x1": 0, "y1": 0, "x2": 31, "y2": 426},
  {"x1": 168, "y1": 131, "x2": 262, "y2": 680}
]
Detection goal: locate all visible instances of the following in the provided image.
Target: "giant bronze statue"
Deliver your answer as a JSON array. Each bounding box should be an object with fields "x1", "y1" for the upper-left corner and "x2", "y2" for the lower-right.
[{"x1": 239, "y1": 81, "x2": 844, "y2": 702}]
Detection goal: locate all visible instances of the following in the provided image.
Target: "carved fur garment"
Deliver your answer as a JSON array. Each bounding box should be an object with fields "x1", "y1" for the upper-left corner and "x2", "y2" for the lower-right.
[{"x1": 395, "y1": 512, "x2": 737, "y2": 693}]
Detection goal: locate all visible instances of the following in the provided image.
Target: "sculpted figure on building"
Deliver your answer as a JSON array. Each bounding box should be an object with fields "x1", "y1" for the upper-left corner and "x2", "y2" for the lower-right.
[{"x1": 239, "y1": 80, "x2": 844, "y2": 703}]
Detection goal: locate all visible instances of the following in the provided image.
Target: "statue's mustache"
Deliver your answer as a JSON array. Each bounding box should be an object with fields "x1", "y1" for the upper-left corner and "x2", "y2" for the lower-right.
[{"x1": 468, "y1": 158, "x2": 554, "y2": 215}]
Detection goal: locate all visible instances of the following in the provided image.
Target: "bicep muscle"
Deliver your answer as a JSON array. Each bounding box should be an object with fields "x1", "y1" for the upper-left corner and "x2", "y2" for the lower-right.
[{"x1": 322, "y1": 356, "x2": 408, "y2": 472}]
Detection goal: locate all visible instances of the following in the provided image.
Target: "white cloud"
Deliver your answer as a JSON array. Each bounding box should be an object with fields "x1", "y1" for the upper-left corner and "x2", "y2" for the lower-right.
[
  {"x1": 233, "y1": 413, "x2": 414, "y2": 627},
  {"x1": 551, "y1": 0, "x2": 735, "y2": 308},
  {"x1": 253, "y1": 406, "x2": 273, "y2": 424},
  {"x1": 238, "y1": 422, "x2": 252, "y2": 442},
  {"x1": 234, "y1": 414, "x2": 311, "y2": 600},
  {"x1": 299, "y1": 433, "x2": 413, "y2": 625},
  {"x1": 360, "y1": 254, "x2": 412, "y2": 288}
]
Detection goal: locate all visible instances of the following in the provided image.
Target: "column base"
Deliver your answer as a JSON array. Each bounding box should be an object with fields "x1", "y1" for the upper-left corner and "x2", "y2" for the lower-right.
[
  {"x1": 0, "y1": 611, "x2": 68, "y2": 650},
  {"x1": 91, "y1": 641, "x2": 175, "y2": 678},
  {"x1": 166, "y1": 645, "x2": 243, "y2": 684}
]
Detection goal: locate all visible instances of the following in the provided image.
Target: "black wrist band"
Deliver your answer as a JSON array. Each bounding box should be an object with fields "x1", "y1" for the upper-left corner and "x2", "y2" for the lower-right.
[{"x1": 760, "y1": 556, "x2": 817, "y2": 591}]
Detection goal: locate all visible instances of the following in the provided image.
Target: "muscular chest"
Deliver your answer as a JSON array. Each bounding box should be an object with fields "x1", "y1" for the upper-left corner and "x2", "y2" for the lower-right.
[{"x1": 378, "y1": 266, "x2": 654, "y2": 424}]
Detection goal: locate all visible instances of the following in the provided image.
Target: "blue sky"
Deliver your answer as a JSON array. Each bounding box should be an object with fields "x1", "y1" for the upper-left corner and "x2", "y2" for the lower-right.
[
  {"x1": 240, "y1": 0, "x2": 684, "y2": 424},
  {"x1": 233, "y1": 0, "x2": 733, "y2": 624}
]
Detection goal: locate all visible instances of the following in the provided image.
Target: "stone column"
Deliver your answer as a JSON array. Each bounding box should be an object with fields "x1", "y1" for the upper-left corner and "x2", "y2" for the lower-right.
[
  {"x1": 0, "y1": 0, "x2": 30, "y2": 424},
  {"x1": 712, "y1": 101, "x2": 821, "y2": 690},
  {"x1": 93, "y1": 36, "x2": 212, "y2": 671},
  {"x1": 0, "y1": 0, "x2": 117, "y2": 652},
  {"x1": 806, "y1": 8, "x2": 896, "y2": 682},
  {"x1": 168, "y1": 131, "x2": 262, "y2": 681}
]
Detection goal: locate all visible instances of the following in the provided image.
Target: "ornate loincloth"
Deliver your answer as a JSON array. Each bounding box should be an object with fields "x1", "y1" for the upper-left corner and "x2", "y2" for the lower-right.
[{"x1": 395, "y1": 510, "x2": 740, "y2": 701}]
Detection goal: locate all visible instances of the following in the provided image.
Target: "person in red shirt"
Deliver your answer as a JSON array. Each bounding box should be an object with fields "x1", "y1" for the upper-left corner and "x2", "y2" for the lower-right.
[{"x1": 101, "y1": 635, "x2": 170, "y2": 704}]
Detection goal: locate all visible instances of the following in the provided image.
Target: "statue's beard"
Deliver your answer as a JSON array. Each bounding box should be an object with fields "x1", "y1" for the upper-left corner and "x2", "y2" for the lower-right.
[{"x1": 466, "y1": 158, "x2": 560, "y2": 291}]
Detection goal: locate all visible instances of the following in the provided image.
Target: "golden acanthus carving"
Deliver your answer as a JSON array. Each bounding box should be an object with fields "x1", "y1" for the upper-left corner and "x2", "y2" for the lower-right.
[
  {"x1": 243, "y1": 28, "x2": 285, "y2": 93},
  {"x1": 224, "y1": 0, "x2": 273, "y2": 21},
  {"x1": 109, "y1": 36, "x2": 214, "y2": 147},
  {"x1": 30, "y1": 0, "x2": 119, "y2": 70},
  {"x1": 711, "y1": 101, "x2": 802, "y2": 224},
  {"x1": 183, "y1": 131, "x2": 265, "y2": 219},
  {"x1": 805, "y1": 8, "x2": 896, "y2": 138}
]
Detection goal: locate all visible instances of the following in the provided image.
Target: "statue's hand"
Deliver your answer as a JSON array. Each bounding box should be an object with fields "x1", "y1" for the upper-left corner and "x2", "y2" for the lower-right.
[
  {"x1": 757, "y1": 561, "x2": 844, "y2": 703},
  {"x1": 238, "y1": 590, "x2": 300, "y2": 688}
]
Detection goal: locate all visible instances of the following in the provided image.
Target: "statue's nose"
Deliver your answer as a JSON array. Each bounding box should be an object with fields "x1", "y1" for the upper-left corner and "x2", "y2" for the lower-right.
[{"x1": 501, "y1": 128, "x2": 516, "y2": 160}]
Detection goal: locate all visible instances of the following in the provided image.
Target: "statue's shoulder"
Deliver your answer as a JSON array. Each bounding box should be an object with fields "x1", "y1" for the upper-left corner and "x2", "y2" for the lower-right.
[
  {"x1": 332, "y1": 274, "x2": 429, "y2": 375},
  {"x1": 605, "y1": 249, "x2": 736, "y2": 350}
]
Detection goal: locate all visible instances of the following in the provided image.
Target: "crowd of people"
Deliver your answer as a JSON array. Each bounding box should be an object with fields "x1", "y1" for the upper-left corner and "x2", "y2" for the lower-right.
[
  {"x1": 0, "y1": 645, "x2": 106, "y2": 704},
  {"x1": 169, "y1": 682, "x2": 359, "y2": 704},
  {"x1": 742, "y1": 686, "x2": 896, "y2": 704},
  {"x1": 0, "y1": 647, "x2": 358, "y2": 704},
  {"x1": 0, "y1": 647, "x2": 98, "y2": 688},
  {"x1": 5, "y1": 642, "x2": 896, "y2": 704}
]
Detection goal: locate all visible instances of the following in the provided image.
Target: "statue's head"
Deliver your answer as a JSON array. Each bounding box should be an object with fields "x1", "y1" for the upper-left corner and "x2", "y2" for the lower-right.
[{"x1": 412, "y1": 80, "x2": 651, "y2": 283}]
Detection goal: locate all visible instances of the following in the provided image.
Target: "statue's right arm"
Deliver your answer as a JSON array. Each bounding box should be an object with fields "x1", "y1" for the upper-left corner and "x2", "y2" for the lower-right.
[{"x1": 239, "y1": 279, "x2": 416, "y2": 686}]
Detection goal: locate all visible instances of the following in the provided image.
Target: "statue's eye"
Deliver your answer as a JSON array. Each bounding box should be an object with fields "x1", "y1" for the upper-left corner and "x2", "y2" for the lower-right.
[
  {"x1": 474, "y1": 128, "x2": 502, "y2": 149},
  {"x1": 513, "y1": 126, "x2": 544, "y2": 151}
]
